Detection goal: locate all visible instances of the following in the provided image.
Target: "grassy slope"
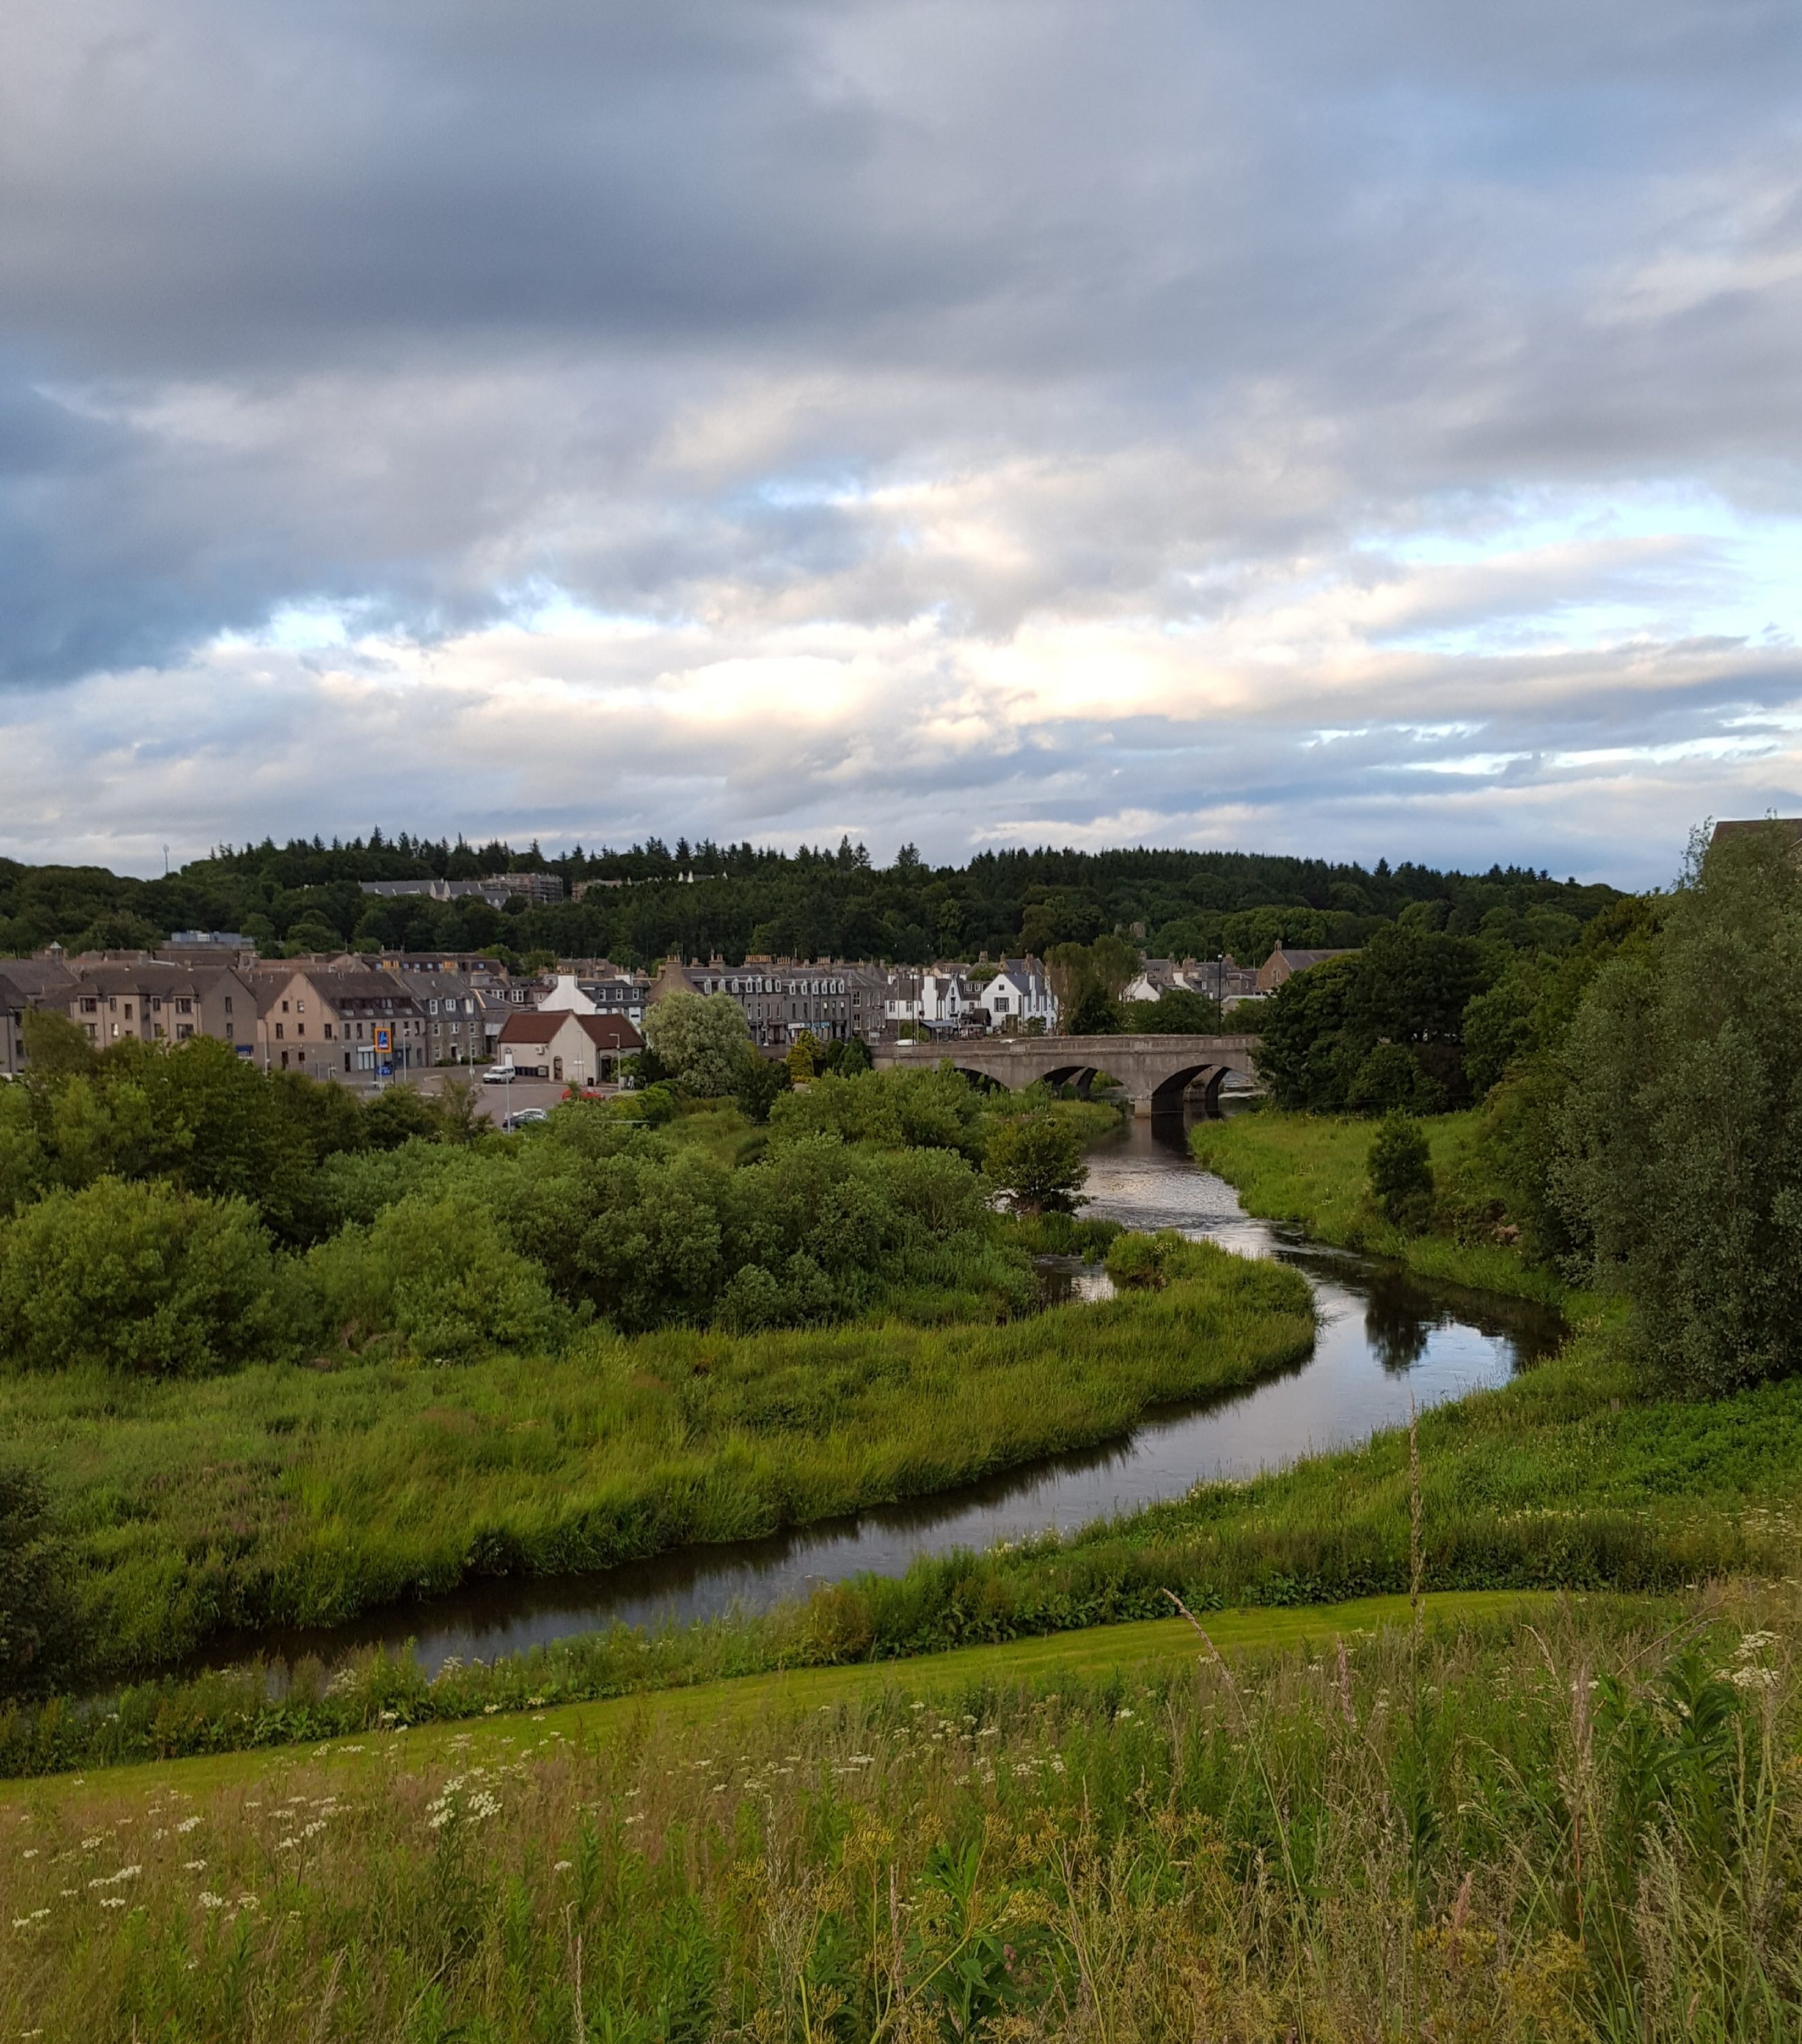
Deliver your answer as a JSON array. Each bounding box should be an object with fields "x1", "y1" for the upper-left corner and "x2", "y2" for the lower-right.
[
  {"x1": 12, "y1": 1587, "x2": 1776, "y2": 2043},
  {"x1": 2, "y1": 1246, "x2": 1312, "y2": 1679},
  {"x1": 0, "y1": 1590, "x2": 1562, "y2": 1802},
  {"x1": 1190, "y1": 1108, "x2": 1574, "y2": 1305}
]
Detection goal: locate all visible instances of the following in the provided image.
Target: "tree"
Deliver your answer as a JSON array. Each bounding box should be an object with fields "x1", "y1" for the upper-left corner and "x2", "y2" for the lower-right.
[
  {"x1": 1255, "y1": 926, "x2": 1494, "y2": 1112},
  {"x1": 786, "y1": 1029, "x2": 826, "y2": 1081},
  {"x1": 1368, "y1": 1114, "x2": 1435, "y2": 1231},
  {"x1": 732, "y1": 1048, "x2": 792, "y2": 1124},
  {"x1": 1553, "y1": 824, "x2": 1802, "y2": 1395},
  {"x1": 983, "y1": 1112, "x2": 1088, "y2": 1213},
  {"x1": 642, "y1": 991, "x2": 752, "y2": 1097},
  {"x1": 1120, "y1": 987, "x2": 1223, "y2": 1034}
]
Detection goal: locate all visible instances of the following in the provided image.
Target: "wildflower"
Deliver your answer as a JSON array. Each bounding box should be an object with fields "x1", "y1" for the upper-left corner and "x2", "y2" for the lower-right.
[
  {"x1": 19, "y1": 1849, "x2": 37, "y2": 1861},
  {"x1": 553, "y1": 1860, "x2": 573, "y2": 1873},
  {"x1": 1116, "y1": 1709, "x2": 1134, "y2": 1721},
  {"x1": 183, "y1": 1860, "x2": 206, "y2": 1872},
  {"x1": 199, "y1": 1893, "x2": 226, "y2": 1910},
  {"x1": 176, "y1": 1816, "x2": 202, "y2": 1834},
  {"x1": 99, "y1": 1898, "x2": 128, "y2": 1910}
]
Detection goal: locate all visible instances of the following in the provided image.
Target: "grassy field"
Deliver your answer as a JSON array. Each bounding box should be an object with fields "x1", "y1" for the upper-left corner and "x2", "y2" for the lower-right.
[
  {"x1": 1191, "y1": 1108, "x2": 1575, "y2": 1305},
  {"x1": 7, "y1": 1584, "x2": 1792, "y2": 2041},
  {"x1": 1, "y1": 1243, "x2": 1312, "y2": 1682}
]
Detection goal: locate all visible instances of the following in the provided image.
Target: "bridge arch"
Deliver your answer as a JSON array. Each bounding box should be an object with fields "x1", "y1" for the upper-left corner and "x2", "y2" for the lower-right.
[{"x1": 1149, "y1": 1063, "x2": 1230, "y2": 1114}]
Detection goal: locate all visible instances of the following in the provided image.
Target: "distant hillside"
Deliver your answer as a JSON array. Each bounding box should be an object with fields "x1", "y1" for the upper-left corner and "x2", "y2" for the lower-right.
[{"x1": 0, "y1": 833, "x2": 1625, "y2": 969}]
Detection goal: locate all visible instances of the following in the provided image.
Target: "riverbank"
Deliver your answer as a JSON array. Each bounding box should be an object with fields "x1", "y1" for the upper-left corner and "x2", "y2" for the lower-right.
[
  {"x1": 5, "y1": 1585, "x2": 1786, "y2": 2043},
  {"x1": 15, "y1": 1309, "x2": 1802, "y2": 1781},
  {"x1": 1188, "y1": 1109, "x2": 1576, "y2": 1307},
  {"x1": 3, "y1": 1243, "x2": 1312, "y2": 1685}
]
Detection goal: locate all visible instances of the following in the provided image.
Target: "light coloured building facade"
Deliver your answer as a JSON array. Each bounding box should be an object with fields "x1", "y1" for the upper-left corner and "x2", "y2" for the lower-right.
[
  {"x1": 494, "y1": 1008, "x2": 642, "y2": 1084},
  {"x1": 252, "y1": 965, "x2": 430, "y2": 1078}
]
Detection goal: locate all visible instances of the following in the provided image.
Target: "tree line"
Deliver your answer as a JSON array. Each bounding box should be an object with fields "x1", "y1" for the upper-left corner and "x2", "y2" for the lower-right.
[{"x1": 1, "y1": 833, "x2": 1621, "y2": 969}]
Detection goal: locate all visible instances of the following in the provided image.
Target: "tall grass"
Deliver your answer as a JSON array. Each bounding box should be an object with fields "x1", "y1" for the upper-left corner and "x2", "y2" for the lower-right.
[
  {"x1": 1191, "y1": 1109, "x2": 1576, "y2": 1307},
  {"x1": 0, "y1": 1245, "x2": 1313, "y2": 1681},
  {"x1": 4, "y1": 1587, "x2": 1797, "y2": 2039}
]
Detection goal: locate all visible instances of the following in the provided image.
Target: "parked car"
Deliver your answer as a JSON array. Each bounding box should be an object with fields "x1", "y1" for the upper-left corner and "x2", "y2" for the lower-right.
[
  {"x1": 501, "y1": 1107, "x2": 549, "y2": 1129},
  {"x1": 481, "y1": 1065, "x2": 516, "y2": 1084}
]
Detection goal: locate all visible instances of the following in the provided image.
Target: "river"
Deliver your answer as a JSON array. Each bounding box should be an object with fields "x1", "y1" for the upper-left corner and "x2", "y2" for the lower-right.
[{"x1": 246, "y1": 1112, "x2": 1560, "y2": 1677}]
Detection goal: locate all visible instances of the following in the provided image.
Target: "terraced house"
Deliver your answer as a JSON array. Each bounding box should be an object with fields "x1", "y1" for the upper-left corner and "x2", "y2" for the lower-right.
[
  {"x1": 650, "y1": 956, "x2": 890, "y2": 1051},
  {"x1": 251, "y1": 964, "x2": 429, "y2": 1078},
  {"x1": 56, "y1": 958, "x2": 256, "y2": 1054}
]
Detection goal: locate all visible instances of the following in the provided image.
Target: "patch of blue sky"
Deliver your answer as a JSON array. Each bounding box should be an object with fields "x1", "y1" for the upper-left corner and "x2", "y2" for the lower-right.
[{"x1": 1364, "y1": 487, "x2": 1802, "y2": 649}]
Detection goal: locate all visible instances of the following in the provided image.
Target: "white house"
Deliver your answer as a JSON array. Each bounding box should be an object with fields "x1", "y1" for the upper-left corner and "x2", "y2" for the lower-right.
[
  {"x1": 536, "y1": 972, "x2": 599, "y2": 1015},
  {"x1": 980, "y1": 957, "x2": 1058, "y2": 1032},
  {"x1": 885, "y1": 964, "x2": 977, "y2": 1035}
]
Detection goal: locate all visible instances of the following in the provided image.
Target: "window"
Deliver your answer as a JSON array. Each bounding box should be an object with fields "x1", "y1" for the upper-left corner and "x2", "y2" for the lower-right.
[
  {"x1": 225, "y1": 1023, "x2": 234, "y2": 1040},
  {"x1": 151, "y1": 998, "x2": 162, "y2": 1012},
  {"x1": 124, "y1": 1002, "x2": 134, "y2": 1019},
  {"x1": 177, "y1": 1023, "x2": 194, "y2": 1040},
  {"x1": 275, "y1": 1022, "x2": 284, "y2": 1039},
  {"x1": 282, "y1": 1000, "x2": 289, "y2": 1012},
  {"x1": 80, "y1": 997, "x2": 97, "y2": 1014},
  {"x1": 176, "y1": 997, "x2": 192, "y2": 1015},
  {"x1": 224, "y1": 997, "x2": 234, "y2": 1014}
]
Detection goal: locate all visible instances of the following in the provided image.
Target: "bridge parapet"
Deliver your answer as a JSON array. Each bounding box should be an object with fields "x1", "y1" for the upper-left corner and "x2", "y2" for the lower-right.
[{"x1": 872, "y1": 1034, "x2": 1263, "y2": 1117}]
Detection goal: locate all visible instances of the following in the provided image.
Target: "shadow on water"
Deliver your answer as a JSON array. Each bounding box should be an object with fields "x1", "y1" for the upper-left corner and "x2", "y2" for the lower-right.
[{"x1": 217, "y1": 1105, "x2": 1563, "y2": 1679}]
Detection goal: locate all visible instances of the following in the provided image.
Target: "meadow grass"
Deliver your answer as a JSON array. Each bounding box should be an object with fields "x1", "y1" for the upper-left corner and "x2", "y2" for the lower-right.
[
  {"x1": 0, "y1": 1245, "x2": 1312, "y2": 1681},
  {"x1": 3, "y1": 1584, "x2": 1794, "y2": 2041},
  {"x1": 1190, "y1": 1109, "x2": 1575, "y2": 1306}
]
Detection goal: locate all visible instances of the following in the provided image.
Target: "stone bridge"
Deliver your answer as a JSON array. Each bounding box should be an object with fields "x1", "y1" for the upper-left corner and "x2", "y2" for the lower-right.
[{"x1": 872, "y1": 1034, "x2": 1263, "y2": 1117}]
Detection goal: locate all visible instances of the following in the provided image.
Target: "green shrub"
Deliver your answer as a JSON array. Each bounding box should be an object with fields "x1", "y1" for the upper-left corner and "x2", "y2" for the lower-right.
[
  {"x1": 301, "y1": 1190, "x2": 564, "y2": 1362},
  {"x1": 1367, "y1": 1113, "x2": 1435, "y2": 1231},
  {"x1": 983, "y1": 1112, "x2": 1087, "y2": 1213},
  {"x1": 0, "y1": 1175, "x2": 277, "y2": 1374},
  {"x1": 0, "y1": 1460, "x2": 73, "y2": 1697}
]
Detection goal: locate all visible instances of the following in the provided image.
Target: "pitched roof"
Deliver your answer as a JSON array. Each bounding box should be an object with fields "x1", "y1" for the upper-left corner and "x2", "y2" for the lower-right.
[{"x1": 497, "y1": 1010, "x2": 642, "y2": 1049}]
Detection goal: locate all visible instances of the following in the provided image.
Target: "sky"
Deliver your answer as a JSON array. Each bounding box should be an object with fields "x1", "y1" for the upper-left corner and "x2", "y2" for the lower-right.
[{"x1": 2, "y1": 0, "x2": 1799, "y2": 886}]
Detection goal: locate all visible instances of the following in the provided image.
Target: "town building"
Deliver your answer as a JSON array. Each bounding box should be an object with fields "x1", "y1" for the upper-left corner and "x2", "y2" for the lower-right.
[
  {"x1": 885, "y1": 964, "x2": 980, "y2": 1037},
  {"x1": 494, "y1": 1009, "x2": 642, "y2": 1084},
  {"x1": 392, "y1": 971, "x2": 493, "y2": 1065},
  {"x1": 976, "y1": 957, "x2": 1058, "y2": 1033},
  {"x1": 1255, "y1": 945, "x2": 1356, "y2": 993},
  {"x1": 250, "y1": 964, "x2": 430, "y2": 1078},
  {"x1": 650, "y1": 958, "x2": 890, "y2": 1051},
  {"x1": 61, "y1": 958, "x2": 257, "y2": 1054},
  {"x1": 359, "y1": 872, "x2": 565, "y2": 908},
  {"x1": 537, "y1": 966, "x2": 650, "y2": 1030}
]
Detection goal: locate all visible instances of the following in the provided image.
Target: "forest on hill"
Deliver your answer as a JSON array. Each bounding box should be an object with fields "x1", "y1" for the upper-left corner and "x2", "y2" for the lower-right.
[{"x1": 0, "y1": 833, "x2": 1621, "y2": 967}]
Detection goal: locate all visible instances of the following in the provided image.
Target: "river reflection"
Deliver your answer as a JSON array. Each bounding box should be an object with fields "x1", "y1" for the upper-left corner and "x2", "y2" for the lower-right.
[{"x1": 229, "y1": 1112, "x2": 1561, "y2": 1677}]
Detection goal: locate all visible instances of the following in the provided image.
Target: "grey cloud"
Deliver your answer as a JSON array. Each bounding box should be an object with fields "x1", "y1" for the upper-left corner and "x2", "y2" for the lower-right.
[{"x1": 1, "y1": 0, "x2": 1800, "y2": 875}]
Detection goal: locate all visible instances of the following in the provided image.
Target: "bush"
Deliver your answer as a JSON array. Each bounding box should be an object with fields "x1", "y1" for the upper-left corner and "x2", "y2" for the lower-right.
[
  {"x1": 984, "y1": 1112, "x2": 1088, "y2": 1213},
  {"x1": 731, "y1": 1049, "x2": 792, "y2": 1124},
  {"x1": 0, "y1": 1176, "x2": 278, "y2": 1374},
  {"x1": 0, "y1": 1461, "x2": 73, "y2": 1697},
  {"x1": 1367, "y1": 1114, "x2": 1435, "y2": 1232},
  {"x1": 300, "y1": 1190, "x2": 565, "y2": 1362}
]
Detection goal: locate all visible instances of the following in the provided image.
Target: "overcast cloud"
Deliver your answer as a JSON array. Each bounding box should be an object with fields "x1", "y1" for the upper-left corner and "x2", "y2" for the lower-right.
[{"x1": 2, "y1": 0, "x2": 1799, "y2": 882}]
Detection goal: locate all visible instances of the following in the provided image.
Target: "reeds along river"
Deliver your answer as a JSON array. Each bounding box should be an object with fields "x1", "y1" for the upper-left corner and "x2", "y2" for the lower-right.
[{"x1": 256, "y1": 1112, "x2": 1564, "y2": 1677}]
